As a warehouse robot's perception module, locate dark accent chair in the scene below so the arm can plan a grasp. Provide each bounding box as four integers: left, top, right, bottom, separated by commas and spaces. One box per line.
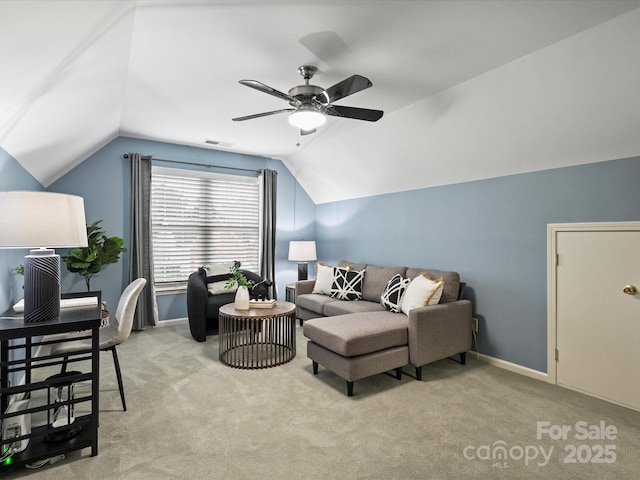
186, 268, 263, 342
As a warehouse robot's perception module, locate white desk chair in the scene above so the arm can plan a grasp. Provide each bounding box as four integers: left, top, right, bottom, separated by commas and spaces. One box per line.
51, 278, 147, 411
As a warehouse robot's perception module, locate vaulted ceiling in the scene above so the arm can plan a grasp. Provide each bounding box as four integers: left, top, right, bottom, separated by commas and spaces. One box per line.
2, 0, 640, 203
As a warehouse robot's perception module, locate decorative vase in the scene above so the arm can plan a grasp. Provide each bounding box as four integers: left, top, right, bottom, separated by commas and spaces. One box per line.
234, 286, 250, 310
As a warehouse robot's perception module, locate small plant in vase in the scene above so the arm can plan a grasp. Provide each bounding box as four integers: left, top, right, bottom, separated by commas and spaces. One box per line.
225, 263, 254, 310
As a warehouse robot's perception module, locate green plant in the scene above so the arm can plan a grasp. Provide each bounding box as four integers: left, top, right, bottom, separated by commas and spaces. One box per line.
64, 220, 126, 291
225, 263, 255, 290
14, 264, 24, 276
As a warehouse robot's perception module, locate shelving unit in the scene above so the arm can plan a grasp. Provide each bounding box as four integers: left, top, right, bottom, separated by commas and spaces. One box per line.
0, 292, 101, 471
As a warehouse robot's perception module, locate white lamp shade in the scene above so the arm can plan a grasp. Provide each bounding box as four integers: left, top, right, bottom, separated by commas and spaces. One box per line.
0, 191, 88, 248
288, 108, 326, 131
288, 241, 317, 262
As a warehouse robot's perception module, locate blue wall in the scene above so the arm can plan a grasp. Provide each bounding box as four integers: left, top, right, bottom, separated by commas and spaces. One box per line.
0, 148, 44, 312
4, 140, 639, 374
48, 136, 315, 320
316, 156, 640, 373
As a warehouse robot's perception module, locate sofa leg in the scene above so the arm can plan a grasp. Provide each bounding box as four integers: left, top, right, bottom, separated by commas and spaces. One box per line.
415, 366, 422, 381
459, 352, 467, 365
312, 361, 318, 375
347, 381, 354, 397
395, 367, 402, 380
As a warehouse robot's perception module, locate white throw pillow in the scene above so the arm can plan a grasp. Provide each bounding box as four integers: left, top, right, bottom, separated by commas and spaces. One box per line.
208, 282, 236, 295
312, 263, 335, 295
202, 261, 238, 295
401, 274, 444, 316
202, 262, 237, 278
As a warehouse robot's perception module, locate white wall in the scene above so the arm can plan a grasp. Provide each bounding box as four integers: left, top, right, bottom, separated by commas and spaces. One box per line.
290, 8, 640, 203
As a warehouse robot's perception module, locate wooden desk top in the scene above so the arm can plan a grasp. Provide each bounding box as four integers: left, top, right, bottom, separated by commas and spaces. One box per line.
219, 301, 295, 319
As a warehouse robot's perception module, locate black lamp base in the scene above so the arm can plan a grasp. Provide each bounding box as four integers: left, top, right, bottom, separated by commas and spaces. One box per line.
24, 249, 60, 322
297, 262, 309, 281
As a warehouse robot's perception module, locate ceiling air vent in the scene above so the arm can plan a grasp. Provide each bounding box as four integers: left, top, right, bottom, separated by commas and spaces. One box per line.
204, 139, 235, 148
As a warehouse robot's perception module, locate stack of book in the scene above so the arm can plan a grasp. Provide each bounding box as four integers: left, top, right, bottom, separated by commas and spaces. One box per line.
249, 299, 276, 309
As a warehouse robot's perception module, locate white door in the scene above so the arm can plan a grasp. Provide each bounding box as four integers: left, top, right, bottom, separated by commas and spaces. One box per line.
553, 225, 640, 411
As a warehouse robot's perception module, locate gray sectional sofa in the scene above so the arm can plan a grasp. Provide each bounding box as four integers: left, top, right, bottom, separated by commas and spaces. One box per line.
298, 261, 472, 396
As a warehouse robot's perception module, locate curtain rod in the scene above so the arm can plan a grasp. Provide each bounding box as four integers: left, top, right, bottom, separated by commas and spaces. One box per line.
123, 153, 262, 174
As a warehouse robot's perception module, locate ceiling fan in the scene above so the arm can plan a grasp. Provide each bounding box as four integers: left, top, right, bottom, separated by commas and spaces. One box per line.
232, 65, 383, 135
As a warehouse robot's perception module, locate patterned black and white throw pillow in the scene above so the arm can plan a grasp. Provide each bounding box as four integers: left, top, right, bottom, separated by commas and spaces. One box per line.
330, 267, 365, 301
380, 274, 410, 313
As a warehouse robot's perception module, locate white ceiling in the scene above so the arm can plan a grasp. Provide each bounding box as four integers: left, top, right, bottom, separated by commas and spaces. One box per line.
2, 0, 640, 203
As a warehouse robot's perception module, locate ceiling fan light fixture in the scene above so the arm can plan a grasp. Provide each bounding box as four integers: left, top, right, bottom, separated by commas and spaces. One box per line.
288, 107, 326, 131
234, 66, 382, 130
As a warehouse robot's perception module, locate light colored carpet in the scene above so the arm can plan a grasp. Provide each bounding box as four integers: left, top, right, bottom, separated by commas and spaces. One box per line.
5, 322, 640, 479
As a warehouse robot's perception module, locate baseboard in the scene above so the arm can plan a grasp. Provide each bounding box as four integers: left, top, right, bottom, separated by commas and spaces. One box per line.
468, 350, 548, 383
156, 317, 188, 327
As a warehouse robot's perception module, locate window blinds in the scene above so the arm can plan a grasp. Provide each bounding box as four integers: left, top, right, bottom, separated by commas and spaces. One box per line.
151, 166, 260, 287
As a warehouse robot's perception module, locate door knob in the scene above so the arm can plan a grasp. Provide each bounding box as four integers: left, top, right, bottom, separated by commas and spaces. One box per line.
623, 285, 637, 295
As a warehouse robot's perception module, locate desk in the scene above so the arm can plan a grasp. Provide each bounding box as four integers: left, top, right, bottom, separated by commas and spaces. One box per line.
219, 301, 296, 369
0, 293, 101, 470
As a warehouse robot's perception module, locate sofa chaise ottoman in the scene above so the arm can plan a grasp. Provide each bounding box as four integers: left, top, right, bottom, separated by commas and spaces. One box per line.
304, 312, 409, 396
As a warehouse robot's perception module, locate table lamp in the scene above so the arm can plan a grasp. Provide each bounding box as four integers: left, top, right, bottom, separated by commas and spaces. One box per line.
288, 240, 317, 281
0, 191, 88, 322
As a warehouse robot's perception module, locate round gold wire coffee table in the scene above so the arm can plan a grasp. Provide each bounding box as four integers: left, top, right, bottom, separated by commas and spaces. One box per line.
218, 301, 296, 369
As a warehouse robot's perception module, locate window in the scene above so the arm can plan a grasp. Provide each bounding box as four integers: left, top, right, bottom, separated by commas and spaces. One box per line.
151, 166, 260, 291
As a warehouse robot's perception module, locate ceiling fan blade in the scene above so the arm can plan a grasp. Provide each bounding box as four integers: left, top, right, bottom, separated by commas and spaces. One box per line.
232, 109, 294, 121
300, 128, 316, 136
326, 105, 384, 122
316, 74, 372, 104
239, 79, 298, 104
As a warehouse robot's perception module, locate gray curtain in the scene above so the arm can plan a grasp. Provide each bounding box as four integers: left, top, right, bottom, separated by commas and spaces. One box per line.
260, 169, 277, 299
129, 153, 158, 329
